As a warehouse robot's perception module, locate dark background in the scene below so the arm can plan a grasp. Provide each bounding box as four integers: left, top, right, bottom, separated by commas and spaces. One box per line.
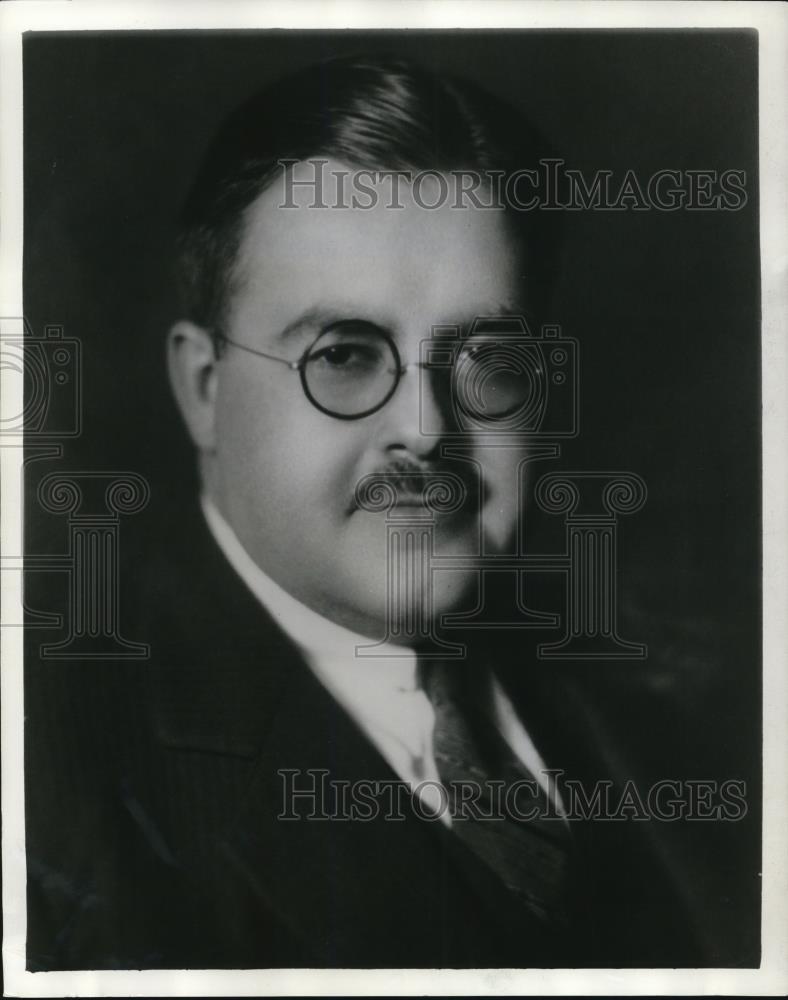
22, 30, 761, 962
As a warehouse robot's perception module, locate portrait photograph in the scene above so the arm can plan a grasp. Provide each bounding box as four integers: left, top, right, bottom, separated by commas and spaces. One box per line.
1, 2, 786, 997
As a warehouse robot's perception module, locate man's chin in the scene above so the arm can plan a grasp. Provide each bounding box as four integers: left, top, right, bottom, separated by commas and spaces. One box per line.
327, 568, 477, 645
334, 512, 486, 638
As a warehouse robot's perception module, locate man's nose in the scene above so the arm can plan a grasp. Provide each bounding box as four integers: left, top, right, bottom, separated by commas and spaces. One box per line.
376, 364, 451, 458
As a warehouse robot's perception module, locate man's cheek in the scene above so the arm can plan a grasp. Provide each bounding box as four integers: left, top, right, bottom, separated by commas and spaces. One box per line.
477, 452, 525, 551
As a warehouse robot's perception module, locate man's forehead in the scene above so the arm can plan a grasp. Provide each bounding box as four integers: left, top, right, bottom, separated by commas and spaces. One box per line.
268, 301, 529, 348
240, 157, 519, 255
229, 159, 525, 342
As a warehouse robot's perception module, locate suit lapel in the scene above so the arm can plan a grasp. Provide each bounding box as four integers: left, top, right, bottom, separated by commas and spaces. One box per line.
489, 643, 709, 965
144, 503, 550, 966
214, 640, 558, 967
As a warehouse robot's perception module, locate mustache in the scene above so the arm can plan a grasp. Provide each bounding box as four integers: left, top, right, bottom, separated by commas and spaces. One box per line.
351, 459, 482, 514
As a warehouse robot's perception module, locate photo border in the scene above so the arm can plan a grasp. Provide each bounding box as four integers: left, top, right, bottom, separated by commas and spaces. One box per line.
2, 1, 785, 996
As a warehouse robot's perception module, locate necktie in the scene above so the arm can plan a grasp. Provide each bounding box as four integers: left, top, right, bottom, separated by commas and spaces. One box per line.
421, 659, 573, 928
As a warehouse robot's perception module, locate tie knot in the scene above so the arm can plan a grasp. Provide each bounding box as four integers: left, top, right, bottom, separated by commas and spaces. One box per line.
417, 657, 477, 709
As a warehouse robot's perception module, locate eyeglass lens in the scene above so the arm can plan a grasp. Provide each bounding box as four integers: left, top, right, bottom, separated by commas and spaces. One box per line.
303, 324, 399, 417
302, 324, 545, 421
453, 337, 546, 424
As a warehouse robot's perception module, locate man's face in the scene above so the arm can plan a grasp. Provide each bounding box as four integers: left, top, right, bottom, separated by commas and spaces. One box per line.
208, 160, 529, 638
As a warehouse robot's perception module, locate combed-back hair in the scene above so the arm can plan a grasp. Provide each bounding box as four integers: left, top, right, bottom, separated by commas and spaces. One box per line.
176, 54, 560, 334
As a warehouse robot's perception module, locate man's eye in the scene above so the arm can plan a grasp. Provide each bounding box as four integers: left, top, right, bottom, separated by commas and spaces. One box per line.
318, 345, 355, 366
309, 342, 381, 370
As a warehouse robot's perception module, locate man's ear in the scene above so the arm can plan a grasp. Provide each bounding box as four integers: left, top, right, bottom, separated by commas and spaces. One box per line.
167, 321, 220, 452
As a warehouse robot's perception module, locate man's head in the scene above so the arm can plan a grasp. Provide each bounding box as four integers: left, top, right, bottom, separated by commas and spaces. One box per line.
168, 54, 556, 638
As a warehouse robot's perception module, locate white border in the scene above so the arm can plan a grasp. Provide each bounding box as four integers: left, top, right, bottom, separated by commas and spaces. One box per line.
1, 2, 786, 996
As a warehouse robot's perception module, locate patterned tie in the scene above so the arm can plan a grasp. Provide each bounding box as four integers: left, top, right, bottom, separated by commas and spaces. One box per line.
421, 659, 573, 928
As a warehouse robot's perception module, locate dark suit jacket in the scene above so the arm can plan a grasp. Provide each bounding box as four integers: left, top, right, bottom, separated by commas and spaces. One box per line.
24, 500, 755, 969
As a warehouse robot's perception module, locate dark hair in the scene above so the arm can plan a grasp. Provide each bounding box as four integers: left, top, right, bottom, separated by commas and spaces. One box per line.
176, 54, 560, 334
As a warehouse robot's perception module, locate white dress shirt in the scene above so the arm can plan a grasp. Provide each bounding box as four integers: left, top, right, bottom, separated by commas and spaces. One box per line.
201, 496, 561, 824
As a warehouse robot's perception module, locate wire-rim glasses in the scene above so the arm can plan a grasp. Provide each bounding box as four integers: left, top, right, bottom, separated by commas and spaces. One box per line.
216, 320, 542, 423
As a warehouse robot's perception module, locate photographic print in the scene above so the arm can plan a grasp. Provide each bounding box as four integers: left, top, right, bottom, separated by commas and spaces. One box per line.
2, 2, 785, 996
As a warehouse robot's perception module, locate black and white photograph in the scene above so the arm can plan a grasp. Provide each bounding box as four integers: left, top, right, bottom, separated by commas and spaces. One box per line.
1, 1, 786, 995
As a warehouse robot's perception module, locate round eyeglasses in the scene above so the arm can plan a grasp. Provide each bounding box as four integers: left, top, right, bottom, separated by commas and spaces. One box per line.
216, 321, 544, 423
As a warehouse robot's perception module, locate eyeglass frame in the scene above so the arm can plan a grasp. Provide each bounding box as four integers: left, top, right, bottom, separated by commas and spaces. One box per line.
213, 323, 531, 423
214, 324, 446, 421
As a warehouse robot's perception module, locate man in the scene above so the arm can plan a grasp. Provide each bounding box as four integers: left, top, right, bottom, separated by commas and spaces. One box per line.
25, 54, 711, 970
